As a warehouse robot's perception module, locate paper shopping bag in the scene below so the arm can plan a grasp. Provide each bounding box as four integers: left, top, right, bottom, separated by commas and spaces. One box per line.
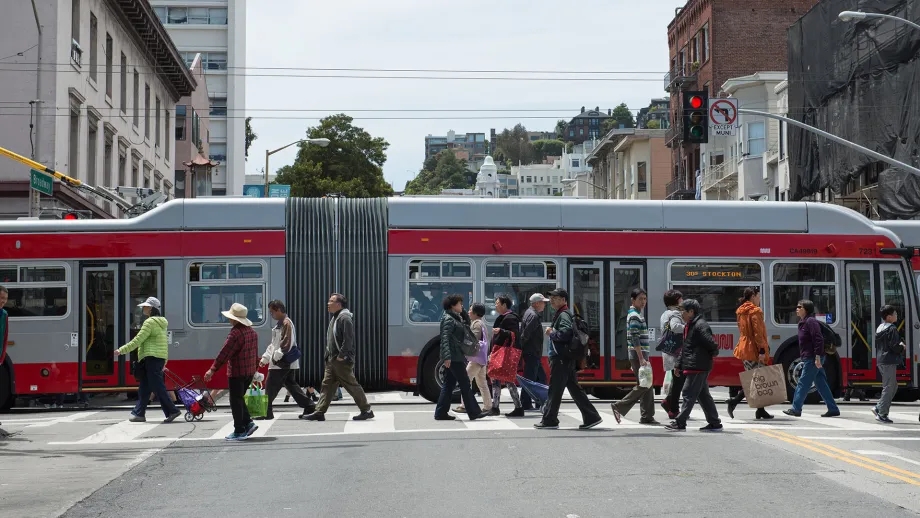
739, 364, 787, 408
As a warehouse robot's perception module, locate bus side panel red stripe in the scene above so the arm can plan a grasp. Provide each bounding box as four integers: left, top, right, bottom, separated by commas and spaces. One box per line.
0, 230, 286, 260
388, 230, 894, 258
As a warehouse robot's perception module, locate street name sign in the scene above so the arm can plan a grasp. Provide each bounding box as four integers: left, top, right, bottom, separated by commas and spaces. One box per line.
30, 169, 53, 196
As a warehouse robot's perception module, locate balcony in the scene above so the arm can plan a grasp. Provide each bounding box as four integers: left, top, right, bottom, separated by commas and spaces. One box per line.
664, 63, 698, 92
665, 123, 683, 148
666, 174, 696, 200
702, 162, 738, 195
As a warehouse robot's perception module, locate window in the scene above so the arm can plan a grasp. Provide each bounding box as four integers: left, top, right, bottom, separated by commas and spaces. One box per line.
68, 105, 80, 180
482, 260, 558, 324
104, 33, 113, 97
772, 262, 837, 325
132, 69, 139, 126
144, 83, 150, 139
120, 53, 127, 113
159, 6, 227, 24
210, 98, 227, 117
407, 259, 474, 323
747, 121, 766, 157
191, 108, 200, 146
175, 105, 187, 140
637, 161, 647, 192
209, 143, 226, 162
89, 13, 98, 81
669, 261, 762, 323
572, 159, 580, 168
701, 24, 710, 62
167, 7, 187, 24
203, 52, 227, 70
0, 264, 69, 318
152, 6, 166, 23
187, 7, 209, 24
188, 261, 266, 326
155, 97, 161, 148
104, 136, 113, 188
164, 110, 171, 161
71, 0, 80, 45
86, 116, 98, 187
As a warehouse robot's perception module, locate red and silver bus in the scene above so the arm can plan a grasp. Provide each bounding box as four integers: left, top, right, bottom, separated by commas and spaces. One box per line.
0, 197, 917, 410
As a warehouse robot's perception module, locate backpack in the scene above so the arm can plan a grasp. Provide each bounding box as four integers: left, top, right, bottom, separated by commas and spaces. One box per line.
458, 322, 482, 357
552, 310, 589, 360
817, 320, 840, 355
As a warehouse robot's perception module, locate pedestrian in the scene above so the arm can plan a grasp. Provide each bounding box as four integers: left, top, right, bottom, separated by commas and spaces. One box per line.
535, 288, 602, 430
490, 294, 523, 417
203, 303, 261, 441
726, 287, 774, 420
872, 305, 904, 423
114, 297, 181, 424
658, 289, 685, 420
435, 294, 488, 421
665, 299, 723, 432
0, 285, 9, 437
454, 302, 492, 415
302, 293, 375, 422
518, 293, 549, 412
783, 299, 840, 418
611, 288, 657, 425
256, 300, 315, 420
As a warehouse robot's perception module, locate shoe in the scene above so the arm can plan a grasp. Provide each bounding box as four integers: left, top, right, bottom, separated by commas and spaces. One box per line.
310, 392, 319, 402
254, 415, 274, 421
434, 414, 457, 421
225, 432, 247, 441
163, 411, 181, 424
610, 404, 622, 424
244, 422, 258, 437
639, 419, 660, 425
469, 411, 489, 421
755, 408, 774, 420
353, 411, 375, 421
129, 415, 146, 423
299, 412, 325, 421
454, 406, 466, 413
488, 407, 500, 416
783, 409, 801, 417
664, 421, 686, 432
534, 422, 559, 429
579, 418, 603, 430
821, 410, 840, 418
726, 401, 737, 419
876, 414, 893, 424
871, 406, 879, 419
506, 408, 525, 418
700, 423, 723, 432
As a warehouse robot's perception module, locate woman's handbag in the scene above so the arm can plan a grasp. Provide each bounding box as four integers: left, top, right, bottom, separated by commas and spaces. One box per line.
132, 358, 147, 382
459, 324, 481, 357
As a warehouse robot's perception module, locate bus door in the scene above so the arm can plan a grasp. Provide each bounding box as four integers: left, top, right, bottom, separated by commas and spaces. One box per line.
123, 263, 163, 386
609, 262, 645, 379
878, 264, 913, 384
80, 263, 120, 389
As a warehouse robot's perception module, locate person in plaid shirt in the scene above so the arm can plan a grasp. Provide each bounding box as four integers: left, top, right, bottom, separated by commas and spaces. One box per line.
204, 303, 260, 441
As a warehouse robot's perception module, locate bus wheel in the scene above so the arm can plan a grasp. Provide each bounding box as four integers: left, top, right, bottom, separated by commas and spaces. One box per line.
0, 364, 12, 412
419, 351, 461, 404
780, 349, 831, 405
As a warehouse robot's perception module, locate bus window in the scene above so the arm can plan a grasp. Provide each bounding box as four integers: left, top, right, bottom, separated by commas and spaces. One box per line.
881, 267, 907, 344
772, 262, 837, 325
188, 261, 266, 326
668, 261, 761, 324
482, 260, 558, 325
0, 264, 69, 318
407, 259, 473, 323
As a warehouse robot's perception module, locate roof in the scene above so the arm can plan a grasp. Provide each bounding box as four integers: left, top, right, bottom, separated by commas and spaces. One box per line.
569, 110, 611, 122
721, 71, 788, 95
108, 0, 196, 100
585, 128, 635, 164
613, 129, 668, 152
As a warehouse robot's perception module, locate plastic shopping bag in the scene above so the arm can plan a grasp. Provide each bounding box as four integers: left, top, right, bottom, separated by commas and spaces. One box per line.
662, 369, 673, 395
637, 364, 653, 389
244, 382, 268, 418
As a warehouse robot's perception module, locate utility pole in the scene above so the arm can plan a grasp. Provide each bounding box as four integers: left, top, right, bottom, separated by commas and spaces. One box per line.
29, 0, 43, 218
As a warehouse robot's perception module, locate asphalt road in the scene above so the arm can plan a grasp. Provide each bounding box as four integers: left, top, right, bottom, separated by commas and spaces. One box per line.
2, 390, 919, 517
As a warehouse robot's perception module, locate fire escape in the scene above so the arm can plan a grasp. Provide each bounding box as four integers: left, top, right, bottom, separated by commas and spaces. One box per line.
663, 63, 699, 200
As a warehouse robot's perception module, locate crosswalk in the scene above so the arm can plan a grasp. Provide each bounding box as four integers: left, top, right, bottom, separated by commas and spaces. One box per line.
1, 406, 917, 446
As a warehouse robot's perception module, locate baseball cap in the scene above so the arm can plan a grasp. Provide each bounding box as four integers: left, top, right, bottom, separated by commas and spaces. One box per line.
137, 297, 161, 310
529, 293, 550, 303
548, 288, 569, 299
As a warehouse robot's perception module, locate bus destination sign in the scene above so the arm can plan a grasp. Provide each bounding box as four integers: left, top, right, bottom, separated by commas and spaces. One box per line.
670, 263, 761, 282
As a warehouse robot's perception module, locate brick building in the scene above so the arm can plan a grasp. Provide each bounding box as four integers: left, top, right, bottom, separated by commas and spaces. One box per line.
663, 0, 818, 200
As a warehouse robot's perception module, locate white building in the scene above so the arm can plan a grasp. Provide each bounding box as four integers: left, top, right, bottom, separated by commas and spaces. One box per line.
561, 138, 599, 197
511, 161, 567, 197
150, 1, 246, 196
0, 0, 196, 219
699, 71, 786, 201
769, 79, 792, 201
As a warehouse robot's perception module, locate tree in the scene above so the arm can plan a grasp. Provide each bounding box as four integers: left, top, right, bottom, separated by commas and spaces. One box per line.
245, 117, 257, 160
555, 119, 568, 139
532, 139, 565, 162
403, 150, 473, 195
602, 103, 636, 133
494, 124, 534, 165
646, 119, 661, 129
274, 114, 393, 198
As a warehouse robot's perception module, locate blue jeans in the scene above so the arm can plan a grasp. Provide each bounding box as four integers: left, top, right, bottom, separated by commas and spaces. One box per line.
791, 355, 839, 414
435, 361, 481, 419
132, 357, 179, 418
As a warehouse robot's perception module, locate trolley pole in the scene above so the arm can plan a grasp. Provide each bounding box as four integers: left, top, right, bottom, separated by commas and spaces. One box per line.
29, 0, 44, 218
738, 109, 920, 178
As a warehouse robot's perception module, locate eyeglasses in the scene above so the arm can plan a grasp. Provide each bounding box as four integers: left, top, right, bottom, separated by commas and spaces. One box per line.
796, 305, 803, 309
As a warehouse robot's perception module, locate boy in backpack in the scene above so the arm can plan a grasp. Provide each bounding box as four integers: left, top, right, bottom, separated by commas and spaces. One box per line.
535, 288, 601, 430
873, 305, 905, 423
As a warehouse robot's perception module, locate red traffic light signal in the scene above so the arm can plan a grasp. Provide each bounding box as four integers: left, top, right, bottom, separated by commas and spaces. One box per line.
62, 212, 79, 220
689, 95, 704, 109
682, 90, 709, 144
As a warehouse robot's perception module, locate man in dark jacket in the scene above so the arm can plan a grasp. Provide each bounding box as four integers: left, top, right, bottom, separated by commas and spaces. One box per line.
302, 293, 374, 422
517, 293, 549, 412
665, 299, 722, 432
535, 289, 601, 430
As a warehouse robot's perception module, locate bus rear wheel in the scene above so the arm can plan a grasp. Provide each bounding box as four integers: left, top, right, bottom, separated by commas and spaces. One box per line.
780, 348, 840, 405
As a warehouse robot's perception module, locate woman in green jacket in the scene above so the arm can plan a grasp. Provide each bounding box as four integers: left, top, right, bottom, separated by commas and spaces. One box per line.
114, 297, 180, 423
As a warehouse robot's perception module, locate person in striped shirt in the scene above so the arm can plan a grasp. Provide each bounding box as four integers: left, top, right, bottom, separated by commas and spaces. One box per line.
611, 288, 658, 425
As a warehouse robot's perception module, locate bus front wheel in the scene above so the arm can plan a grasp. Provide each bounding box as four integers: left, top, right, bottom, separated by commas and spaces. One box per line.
419, 351, 461, 404
780, 348, 840, 405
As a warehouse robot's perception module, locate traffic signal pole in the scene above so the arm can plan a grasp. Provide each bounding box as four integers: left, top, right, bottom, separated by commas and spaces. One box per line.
738, 108, 920, 177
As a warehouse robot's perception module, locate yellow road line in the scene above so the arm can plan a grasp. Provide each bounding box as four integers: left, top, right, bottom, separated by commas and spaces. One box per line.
752, 429, 920, 486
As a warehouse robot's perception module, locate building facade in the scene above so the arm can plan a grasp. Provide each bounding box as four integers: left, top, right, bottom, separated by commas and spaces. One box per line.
151, 0, 246, 196
425, 131, 487, 159
0, 0, 195, 219
563, 107, 611, 144
173, 53, 215, 199
611, 129, 671, 200
664, 0, 819, 200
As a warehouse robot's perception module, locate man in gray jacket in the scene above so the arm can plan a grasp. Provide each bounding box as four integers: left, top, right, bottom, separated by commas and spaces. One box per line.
301, 293, 375, 422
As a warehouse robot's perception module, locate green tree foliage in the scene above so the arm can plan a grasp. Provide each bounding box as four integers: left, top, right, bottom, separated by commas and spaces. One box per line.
532, 139, 565, 162
602, 103, 636, 133
646, 119, 661, 129
274, 114, 393, 198
494, 124, 534, 165
245, 117, 257, 160
555, 119, 568, 139
403, 150, 473, 195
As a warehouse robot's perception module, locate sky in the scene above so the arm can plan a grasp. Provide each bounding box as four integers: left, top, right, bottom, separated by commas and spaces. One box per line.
246, 0, 684, 191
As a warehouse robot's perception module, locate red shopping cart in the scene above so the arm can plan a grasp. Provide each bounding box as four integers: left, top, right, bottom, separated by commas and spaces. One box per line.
164, 368, 217, 422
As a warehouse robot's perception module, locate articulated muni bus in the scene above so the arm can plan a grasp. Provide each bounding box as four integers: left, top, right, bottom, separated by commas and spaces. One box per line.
0, 197, 918, 410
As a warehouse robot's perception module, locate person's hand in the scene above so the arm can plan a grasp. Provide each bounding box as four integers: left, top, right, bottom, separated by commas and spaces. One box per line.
259, 359, 268, 367
337, 356, 346, 362
672, 368, 681, 378
203, 369, 214, 382
815, 357, 822, 369
544, 327, 552, 335
444, 359, 451, 369
113, 350, 121, 360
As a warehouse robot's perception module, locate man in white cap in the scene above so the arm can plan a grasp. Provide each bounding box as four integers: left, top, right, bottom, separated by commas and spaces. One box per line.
204, 303, 260, 441
517, 293, 550, 413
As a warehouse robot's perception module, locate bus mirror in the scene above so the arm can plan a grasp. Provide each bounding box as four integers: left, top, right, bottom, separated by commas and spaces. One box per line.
879, 247, 913, 258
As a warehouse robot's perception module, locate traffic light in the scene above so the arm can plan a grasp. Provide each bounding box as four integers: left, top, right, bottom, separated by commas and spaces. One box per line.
62, 212, 79, 220
682, 90, 709, 144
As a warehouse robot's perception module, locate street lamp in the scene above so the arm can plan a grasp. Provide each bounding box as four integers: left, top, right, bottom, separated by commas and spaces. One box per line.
561, 178, 608, 197
838, 10, 920, 32
264, 138, 331, 194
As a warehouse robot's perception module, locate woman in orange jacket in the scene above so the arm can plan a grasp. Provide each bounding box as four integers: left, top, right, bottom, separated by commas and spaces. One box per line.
726, 287, 774, 420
